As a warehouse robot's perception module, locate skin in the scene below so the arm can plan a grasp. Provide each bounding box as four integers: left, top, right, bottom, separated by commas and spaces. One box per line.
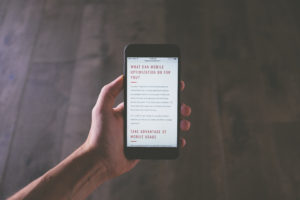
9, 75, 191, 200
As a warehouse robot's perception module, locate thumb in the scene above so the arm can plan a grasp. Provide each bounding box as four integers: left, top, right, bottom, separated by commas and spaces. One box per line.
96, 75, 123, 111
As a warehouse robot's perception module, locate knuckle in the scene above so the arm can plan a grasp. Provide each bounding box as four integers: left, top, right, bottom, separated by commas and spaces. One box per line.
101, 85, 109, 94
92, 106, 99, 117
101, 84, 112, 94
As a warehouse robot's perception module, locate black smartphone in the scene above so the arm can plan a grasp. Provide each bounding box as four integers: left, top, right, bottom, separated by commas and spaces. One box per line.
124, 44, 180, 159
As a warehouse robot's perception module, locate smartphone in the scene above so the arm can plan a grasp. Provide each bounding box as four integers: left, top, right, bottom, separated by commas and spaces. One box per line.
124, 44, 180, 159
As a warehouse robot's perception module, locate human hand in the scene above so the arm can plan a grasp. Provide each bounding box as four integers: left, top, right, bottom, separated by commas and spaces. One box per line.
84, 75, 191, 179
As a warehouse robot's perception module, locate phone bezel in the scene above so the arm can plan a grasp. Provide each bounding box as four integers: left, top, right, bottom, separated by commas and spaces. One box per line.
124, 44, 181, 159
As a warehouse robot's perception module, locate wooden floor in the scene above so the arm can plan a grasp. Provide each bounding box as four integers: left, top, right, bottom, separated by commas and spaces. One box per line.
0, 0, 300, 199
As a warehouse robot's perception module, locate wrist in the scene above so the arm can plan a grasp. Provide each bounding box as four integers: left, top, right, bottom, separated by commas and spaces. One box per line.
80, 142, 114, 180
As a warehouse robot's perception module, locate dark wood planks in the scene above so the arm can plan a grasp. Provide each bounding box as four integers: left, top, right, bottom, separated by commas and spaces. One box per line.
165, 0, 300, 199
0, 0, 45, 195
207, 0, 268, 199
0, 0, 85, 198
245, 0, 300, 199
0, 0, 10, 28
0, 0, 299, 199
165, 0, 229, 199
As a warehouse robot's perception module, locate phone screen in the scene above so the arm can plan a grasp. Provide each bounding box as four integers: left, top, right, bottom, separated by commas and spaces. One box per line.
126, 57, 178, 147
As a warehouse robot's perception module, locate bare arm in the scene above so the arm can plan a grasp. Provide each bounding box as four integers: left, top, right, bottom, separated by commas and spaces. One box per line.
9, 75, 191, 200
9, 145, 110, 200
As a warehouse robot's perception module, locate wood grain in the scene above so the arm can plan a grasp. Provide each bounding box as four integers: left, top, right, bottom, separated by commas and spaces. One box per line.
0, 0, 84, 198
0, 0, 45, 195
0, 0, 299, 199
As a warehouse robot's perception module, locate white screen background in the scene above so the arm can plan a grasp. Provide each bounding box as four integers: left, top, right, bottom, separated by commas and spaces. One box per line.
127, 57, 178, 147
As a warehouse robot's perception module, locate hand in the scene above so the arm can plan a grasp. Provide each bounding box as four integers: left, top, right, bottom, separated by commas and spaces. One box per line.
84, 75, 191, 179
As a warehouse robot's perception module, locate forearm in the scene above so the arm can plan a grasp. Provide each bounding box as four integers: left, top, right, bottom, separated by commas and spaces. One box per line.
9, 144, 110, 200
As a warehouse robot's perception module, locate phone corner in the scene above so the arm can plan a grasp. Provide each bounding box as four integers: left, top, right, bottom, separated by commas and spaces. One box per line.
124, 43, 135, 53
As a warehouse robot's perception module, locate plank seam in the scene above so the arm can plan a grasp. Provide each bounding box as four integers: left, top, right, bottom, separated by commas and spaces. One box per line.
0, 0, 47, 194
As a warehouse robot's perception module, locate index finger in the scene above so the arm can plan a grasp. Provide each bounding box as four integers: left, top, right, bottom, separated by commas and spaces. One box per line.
96, 75, 123, 111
